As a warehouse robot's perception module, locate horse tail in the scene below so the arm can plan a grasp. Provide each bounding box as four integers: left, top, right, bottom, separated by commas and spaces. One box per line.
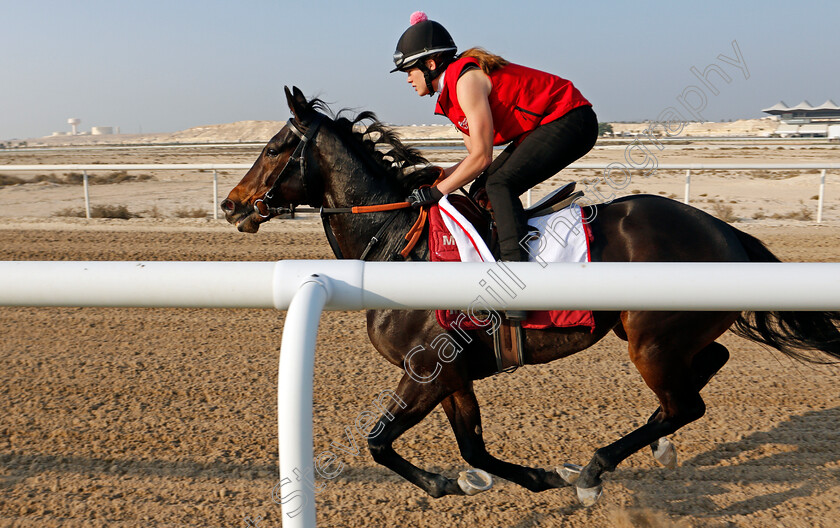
729, 227, 840, 364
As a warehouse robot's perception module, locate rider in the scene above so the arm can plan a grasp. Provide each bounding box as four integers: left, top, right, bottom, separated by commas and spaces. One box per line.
392, 11, 598, 263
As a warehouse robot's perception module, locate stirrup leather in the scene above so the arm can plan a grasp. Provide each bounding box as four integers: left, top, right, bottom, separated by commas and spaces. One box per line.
493, 317, 526, 373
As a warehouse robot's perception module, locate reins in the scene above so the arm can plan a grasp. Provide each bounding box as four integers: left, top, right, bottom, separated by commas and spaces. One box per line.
255, 112, 444, 261
320, 168, 445, 261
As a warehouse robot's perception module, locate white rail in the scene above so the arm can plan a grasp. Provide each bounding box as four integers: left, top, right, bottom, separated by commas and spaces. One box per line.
2, 259, 840, 527
572, 163, 839, 220
3, 260, 840, 311
0, 164, 248, 220
1, 163, 836, 223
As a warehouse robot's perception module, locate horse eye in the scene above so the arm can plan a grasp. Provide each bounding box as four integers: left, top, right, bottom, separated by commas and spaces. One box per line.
266, 147, 280, 157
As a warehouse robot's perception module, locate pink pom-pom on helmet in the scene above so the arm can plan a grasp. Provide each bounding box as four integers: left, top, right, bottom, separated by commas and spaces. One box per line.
410, 11, 428, 25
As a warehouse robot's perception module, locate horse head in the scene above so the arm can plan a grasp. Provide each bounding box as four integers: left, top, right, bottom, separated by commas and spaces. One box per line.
222, 87, 440, 260
221, 86, 324, 233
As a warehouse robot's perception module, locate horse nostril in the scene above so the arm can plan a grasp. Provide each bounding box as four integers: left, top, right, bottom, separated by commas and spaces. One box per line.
220, 199, 235, 212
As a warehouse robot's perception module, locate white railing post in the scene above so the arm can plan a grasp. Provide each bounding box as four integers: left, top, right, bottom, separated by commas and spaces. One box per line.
213, 169, 219, 220
817, 169, 826, 224
684, 169, 691, 204
277, 275, 332, 528
83, 170, 91, 219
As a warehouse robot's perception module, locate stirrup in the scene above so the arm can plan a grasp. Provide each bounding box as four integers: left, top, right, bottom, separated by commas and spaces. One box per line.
523, 226, 540, 243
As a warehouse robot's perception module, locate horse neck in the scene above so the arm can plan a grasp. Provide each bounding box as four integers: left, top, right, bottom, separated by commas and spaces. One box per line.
318, 132, 428, 261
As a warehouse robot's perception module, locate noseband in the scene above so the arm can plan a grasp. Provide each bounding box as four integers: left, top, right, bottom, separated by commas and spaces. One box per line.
253, 113, 324, 217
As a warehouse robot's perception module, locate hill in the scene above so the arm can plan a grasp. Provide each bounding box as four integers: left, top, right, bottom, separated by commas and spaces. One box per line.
7, 117, 782, 147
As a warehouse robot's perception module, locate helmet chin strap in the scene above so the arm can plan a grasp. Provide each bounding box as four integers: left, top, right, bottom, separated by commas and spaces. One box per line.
418, 64, 438, 96
418, 56, 453, 96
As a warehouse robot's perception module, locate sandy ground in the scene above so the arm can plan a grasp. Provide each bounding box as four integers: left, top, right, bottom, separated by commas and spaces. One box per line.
1, 141, 840, 527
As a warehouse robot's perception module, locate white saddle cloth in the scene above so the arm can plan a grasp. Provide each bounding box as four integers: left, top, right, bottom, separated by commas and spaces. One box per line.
438, 195, 590, 265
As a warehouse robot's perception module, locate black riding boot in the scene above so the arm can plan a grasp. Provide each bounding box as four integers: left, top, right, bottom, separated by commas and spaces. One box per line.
489, 195, 532, 321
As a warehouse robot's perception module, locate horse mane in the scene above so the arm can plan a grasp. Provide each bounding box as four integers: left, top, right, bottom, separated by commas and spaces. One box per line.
303, 97, 442, 191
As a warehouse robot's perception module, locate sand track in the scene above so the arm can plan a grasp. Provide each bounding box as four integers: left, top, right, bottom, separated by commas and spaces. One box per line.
2, 223, 840, 527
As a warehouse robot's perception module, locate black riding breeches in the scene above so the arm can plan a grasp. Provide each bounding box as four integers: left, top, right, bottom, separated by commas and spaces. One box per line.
482, 104, 598, 261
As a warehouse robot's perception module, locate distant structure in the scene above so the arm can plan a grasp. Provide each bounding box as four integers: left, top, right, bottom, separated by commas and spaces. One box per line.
67, 118, 81, 135
91, 126, 113, 135
762, 100, 840, 138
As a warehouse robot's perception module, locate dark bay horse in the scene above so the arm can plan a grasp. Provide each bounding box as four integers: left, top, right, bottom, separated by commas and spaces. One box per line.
222, 86, 840, 505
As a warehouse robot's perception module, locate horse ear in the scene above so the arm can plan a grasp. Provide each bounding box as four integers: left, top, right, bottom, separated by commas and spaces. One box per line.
285, 85, 308, 121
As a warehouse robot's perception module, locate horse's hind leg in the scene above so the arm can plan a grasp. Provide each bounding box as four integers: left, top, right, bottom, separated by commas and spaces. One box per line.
441, 387, 570, 492
649, 342, 730, 422
572, 336, 721, 504
366, 373, 466, 498
647, 342, 730, 465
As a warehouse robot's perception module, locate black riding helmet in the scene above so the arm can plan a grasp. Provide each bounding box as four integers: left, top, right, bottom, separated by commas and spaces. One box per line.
391, 12, 457, 95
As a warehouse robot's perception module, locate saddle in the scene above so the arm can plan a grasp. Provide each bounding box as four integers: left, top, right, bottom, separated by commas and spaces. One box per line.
524, 182, 584, 219
457, 181, 583, 258
438, 182, 589, 374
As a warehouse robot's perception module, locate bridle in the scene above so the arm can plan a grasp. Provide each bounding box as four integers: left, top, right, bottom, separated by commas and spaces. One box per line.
253, 113, 325, 218
252, 112, 435, 261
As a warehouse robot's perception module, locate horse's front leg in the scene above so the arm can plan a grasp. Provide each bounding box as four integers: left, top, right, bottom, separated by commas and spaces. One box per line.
367, 373, 466, 498
441, 387, 571, 492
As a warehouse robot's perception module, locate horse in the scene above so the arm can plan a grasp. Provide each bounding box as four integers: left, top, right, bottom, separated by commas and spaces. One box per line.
221, 86, 840, 505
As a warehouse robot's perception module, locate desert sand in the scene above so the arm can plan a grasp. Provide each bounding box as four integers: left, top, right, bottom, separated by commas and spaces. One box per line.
1, 132, 839, 527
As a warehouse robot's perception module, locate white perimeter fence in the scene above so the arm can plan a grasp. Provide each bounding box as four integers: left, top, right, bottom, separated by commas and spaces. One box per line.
1, 163, 838, 222
2, 259, 840, 527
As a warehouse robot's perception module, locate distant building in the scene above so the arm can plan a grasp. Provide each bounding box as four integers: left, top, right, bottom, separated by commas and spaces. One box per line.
67, 118, 81, 135
762, 100, 840, 138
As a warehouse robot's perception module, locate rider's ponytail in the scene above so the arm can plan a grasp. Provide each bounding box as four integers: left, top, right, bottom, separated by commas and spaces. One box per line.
459, 47, 509, 74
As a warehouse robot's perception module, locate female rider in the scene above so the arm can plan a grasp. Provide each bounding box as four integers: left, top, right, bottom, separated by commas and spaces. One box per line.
393, 12, 598, 263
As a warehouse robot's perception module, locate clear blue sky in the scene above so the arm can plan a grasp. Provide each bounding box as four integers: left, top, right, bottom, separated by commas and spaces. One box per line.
1, 0, 838, 140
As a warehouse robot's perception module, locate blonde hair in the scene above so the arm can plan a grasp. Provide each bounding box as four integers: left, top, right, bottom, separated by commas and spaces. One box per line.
459, 47, 509, 74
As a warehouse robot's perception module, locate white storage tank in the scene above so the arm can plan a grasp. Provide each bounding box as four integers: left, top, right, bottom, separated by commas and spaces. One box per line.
91, 126, 114, 135
67, 118, 81, 135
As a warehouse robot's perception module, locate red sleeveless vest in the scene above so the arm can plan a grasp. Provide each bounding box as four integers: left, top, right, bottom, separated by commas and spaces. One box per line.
434, 57, 591, 145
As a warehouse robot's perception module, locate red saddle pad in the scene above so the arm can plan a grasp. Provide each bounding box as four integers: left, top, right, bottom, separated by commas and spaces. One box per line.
428, 199, 595, 332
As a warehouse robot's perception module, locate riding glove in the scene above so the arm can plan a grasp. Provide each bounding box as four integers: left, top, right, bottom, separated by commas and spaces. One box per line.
406, 187, 443, 208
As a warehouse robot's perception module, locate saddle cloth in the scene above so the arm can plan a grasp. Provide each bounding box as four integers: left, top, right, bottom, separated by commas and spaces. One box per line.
429, 195, 595, 331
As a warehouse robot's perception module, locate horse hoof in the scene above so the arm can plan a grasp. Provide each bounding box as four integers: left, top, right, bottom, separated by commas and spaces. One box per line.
653, 437, 678, 469
576, 484, 603, 507
457, 469, 494, 496
556, 463, 583, 485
